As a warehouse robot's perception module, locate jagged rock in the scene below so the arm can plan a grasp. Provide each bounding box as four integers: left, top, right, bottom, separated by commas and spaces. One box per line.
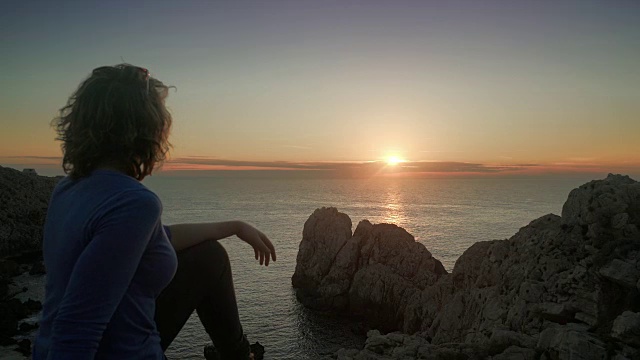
18, 322, 38, 333
562, 174, 637, 226
561, 174, 640, 248
297, 174, 640, 359
292, 207, 353, 309
22, 299, 41, 313
425, 213, 606, 345
0, 297, 42, 346
28, 261, 45, 276
0, 299, 25, 339
364, 330, 397, 354
0, 261, 20, 278
0, 166, 59, 257
335, 347, 360, 359
611, 311, 640, 347
292, 212, 446, 330
488, 329, 536, 353
536, 324, 606, 360
334, 330, 551, 360
491, 345, 536, 360
16, 339, 30, 357
599, 259, 638, 288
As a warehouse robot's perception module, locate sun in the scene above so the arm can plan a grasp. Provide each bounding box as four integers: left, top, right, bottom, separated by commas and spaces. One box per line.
386, 156, 405, 166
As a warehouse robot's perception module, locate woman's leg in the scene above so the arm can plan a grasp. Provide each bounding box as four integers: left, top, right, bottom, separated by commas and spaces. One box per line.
155, 240, 251, 359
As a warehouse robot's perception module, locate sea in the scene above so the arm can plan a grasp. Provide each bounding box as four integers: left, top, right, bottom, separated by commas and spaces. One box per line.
132, 172, 601, 360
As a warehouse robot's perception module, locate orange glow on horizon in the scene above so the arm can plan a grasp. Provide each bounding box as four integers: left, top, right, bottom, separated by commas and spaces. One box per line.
161, 163, 303, 171
1, 156, 638, 178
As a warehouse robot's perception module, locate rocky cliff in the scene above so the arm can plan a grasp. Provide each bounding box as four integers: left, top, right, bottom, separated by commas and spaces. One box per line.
0, 166, 56, 357
0, 166, 59, 257
292, 174, 640, 359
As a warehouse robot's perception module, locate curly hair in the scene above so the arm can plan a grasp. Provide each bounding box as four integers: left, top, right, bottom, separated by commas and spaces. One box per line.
53, 64, 173, 180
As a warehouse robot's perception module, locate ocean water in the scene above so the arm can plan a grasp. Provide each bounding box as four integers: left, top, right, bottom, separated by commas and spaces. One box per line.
141, 174, 597, 360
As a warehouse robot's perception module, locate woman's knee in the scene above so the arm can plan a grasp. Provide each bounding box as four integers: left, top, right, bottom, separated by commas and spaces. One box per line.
175, 240, 232, 284
194, 240, 230, 271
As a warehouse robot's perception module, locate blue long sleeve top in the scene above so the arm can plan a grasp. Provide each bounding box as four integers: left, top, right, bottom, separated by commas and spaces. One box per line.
33, 169, 178, 360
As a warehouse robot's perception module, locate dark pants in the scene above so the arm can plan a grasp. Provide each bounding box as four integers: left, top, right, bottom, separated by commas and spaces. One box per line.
155, 240, 250, 359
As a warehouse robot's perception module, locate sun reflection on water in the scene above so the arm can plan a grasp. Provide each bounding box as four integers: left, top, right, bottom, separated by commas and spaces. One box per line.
382, 184, 407, 227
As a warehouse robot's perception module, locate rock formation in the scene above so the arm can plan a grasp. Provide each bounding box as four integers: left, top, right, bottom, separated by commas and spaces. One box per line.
0, 256, 43, 356
292, 208, 447, 331
0, 165, 59, 257
0, 166, 56, 356
293, 174, 640, 359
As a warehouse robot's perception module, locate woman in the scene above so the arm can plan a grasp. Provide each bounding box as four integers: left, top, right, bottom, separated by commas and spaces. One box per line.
33, 64, 276, 360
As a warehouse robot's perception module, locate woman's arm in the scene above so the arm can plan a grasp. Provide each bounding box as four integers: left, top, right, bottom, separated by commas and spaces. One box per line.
167, 221, 276, 266
49, 191, 161, 359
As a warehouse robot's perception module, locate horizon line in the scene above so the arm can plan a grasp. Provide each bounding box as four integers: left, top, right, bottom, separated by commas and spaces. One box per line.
2, 155, 639, 178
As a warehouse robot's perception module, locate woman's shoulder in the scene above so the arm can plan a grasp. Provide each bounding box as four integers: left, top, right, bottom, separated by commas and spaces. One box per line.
90, 185, 163, 229
100, 181, 162, 213
54, 170, 163, 213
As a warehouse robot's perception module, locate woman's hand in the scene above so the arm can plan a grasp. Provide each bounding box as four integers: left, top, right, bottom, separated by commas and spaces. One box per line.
167, 221, 276, 265
236, 222, 276, 266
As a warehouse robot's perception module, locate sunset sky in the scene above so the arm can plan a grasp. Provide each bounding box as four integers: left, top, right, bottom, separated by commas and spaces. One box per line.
1, 1, 639, 177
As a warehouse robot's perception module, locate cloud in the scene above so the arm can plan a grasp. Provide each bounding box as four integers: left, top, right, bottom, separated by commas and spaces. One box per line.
397, 162, 528, 173
281, 145, 313, 150
168, 157, 369, 171
419, 150, 466, 153
166, 157, 536, 176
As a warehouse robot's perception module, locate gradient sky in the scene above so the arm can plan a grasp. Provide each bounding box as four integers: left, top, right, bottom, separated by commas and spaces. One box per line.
1, 0, 639, 176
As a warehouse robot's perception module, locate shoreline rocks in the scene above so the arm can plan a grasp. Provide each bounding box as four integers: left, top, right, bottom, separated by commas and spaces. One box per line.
294, 174, 640, 359
293, 210, 447, 332
0, 255, 44, 357
0, 165, 59, 257
0, 166, 56, 357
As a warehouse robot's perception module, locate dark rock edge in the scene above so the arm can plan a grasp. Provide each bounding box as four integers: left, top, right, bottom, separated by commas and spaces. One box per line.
292, 174, 640, 359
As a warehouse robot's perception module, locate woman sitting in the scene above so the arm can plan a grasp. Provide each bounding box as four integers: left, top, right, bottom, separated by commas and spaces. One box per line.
33, 64, 276, 360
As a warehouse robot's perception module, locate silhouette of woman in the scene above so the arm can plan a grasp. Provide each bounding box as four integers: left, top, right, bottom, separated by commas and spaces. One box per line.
33, 64, 275, 360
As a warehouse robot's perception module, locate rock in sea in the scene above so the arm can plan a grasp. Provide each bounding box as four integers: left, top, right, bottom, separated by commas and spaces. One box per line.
293, 174, 640, 359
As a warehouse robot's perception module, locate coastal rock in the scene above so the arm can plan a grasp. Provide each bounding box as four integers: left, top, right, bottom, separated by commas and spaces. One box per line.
15, 339, 30, 357
536, 324, 606, 360
611, 311, 640, 347
599, 259, 638, 288
488, 329, 536, 353
491, 346, 536, 360
0, 166, 59, 257
561, 174, 640, 247
332, 330, 527, 360
292, 210, 446, 330
28, 261, 45, 276
0, 166, 57, 357
0, 297, 41, 347
291, 207, 353, 309
298, 174, 640, 359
